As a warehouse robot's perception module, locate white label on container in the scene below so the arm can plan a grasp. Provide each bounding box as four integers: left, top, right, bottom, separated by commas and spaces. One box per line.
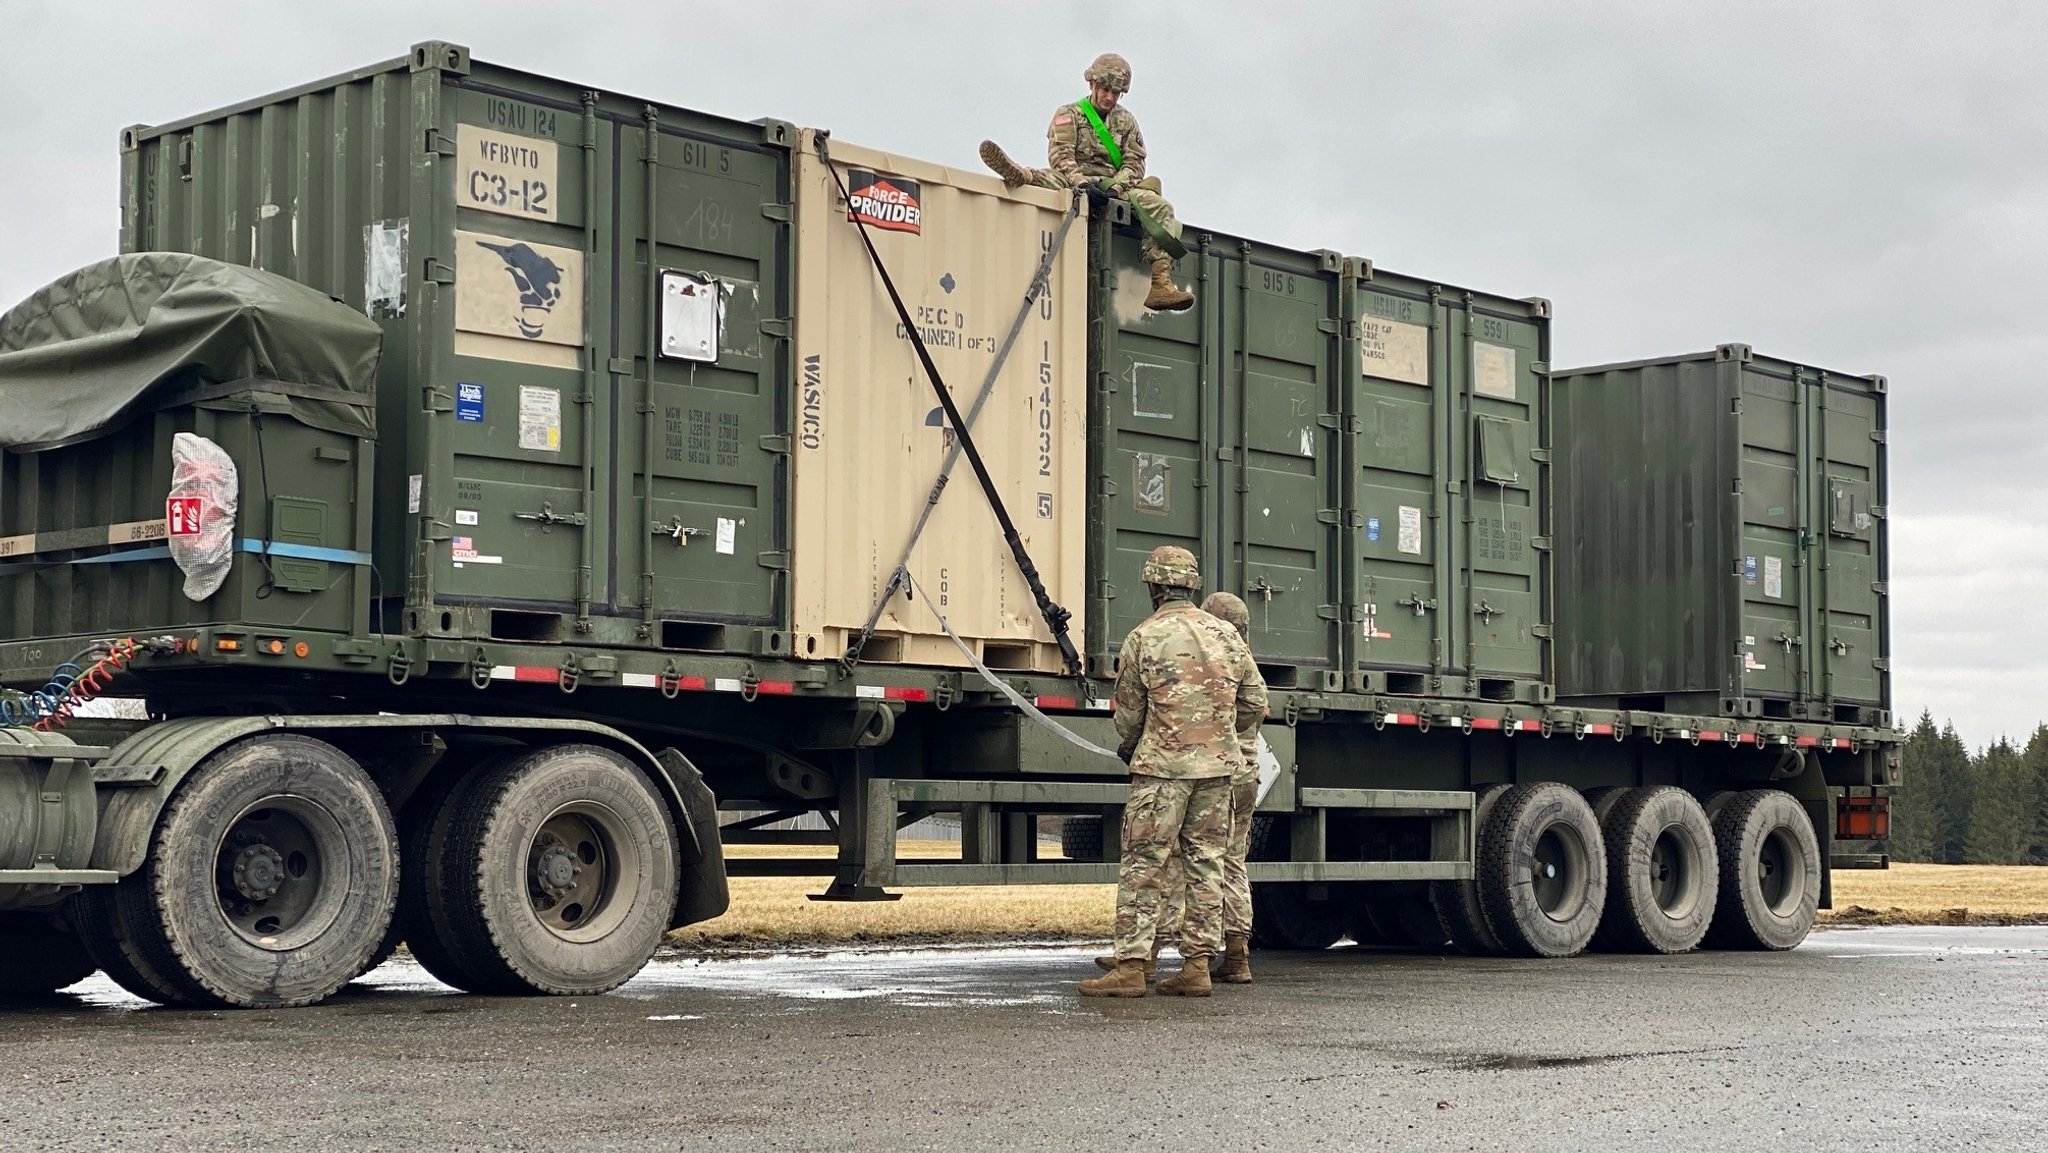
716, 517, 736, 555
1475, 342, 1517, 399
455, 230, 584, 356
518, 386, 562, 452
455, 509, 479, 526
659, 271, 723, 362
1764, 555, 1784, 599
1360, 318, 1428, 385
407, 473, 422, 513
456, 124, 559, 223
364, 219, 408, 318
1398, 505, 1423, 556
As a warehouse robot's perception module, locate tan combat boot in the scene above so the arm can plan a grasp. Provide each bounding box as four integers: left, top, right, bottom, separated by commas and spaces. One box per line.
1145, 258, 1195, 312
979, 140, 1031, 188
1079, 958, 1150, 998
1155, 955, 1213, 997
1094, 933, 1168, 978
1213, 932, 1253, 985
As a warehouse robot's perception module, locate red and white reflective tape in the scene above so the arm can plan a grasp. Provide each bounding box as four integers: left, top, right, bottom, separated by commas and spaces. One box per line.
489, 665, 559, 684
1833, 738, 1854, 749
1381, 713, 1421, 727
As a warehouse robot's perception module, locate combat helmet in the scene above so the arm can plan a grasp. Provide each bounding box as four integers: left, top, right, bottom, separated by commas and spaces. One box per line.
1202, 591, 1251, 638
1140, 544, 1200, 589
1084, 52, 1132, 93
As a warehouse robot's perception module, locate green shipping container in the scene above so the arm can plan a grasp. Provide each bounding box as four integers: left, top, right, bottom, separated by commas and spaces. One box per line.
119, 42, 794, 653
1552, 343, 1890, 723
1085, 213, 1552, 699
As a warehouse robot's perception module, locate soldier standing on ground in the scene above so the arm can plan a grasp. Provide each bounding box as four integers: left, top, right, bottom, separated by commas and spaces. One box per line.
1092, 590, 1267, 984
1078, 547, 1266, 998
979, 53, 1195, 313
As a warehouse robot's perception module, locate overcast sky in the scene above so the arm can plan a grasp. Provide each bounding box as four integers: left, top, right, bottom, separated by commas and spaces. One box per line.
4, 1, 2043, 746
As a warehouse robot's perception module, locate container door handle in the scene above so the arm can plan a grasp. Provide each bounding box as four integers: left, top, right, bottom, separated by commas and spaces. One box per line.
1399, 594, 1436, 617
513, 502, 587, 532
1473, 600, 1502, 624
652, 517, 703, 546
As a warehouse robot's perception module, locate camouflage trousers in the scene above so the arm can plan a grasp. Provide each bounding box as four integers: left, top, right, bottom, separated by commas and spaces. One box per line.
1026, 170, 1181, 266
1114, 773, 1231, 961
1158, 765, 1259, 944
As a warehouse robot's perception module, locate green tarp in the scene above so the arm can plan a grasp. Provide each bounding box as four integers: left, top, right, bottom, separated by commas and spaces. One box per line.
0, 252, 382, 449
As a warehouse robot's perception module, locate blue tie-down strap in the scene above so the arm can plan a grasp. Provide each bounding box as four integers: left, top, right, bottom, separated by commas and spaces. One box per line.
62, 539, 373, 567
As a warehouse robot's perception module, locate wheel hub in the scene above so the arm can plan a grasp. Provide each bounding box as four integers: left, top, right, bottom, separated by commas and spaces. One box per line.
530, 833, 583, 903
232, 843, 286, 901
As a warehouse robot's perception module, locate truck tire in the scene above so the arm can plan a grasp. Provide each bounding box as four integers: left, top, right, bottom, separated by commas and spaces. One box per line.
1429, 783, 1513, 956
0, 913, 97, 997
1704, 789, 1820, 951
1246, 815, 1345, 951
76, 884, 191, 1005
438, 744, 679, 996
97, 735, 399, 1008
1592, 787, 1719, 954
1362, 881, 1452, 949
1477, 783, 1606, 958
392, 768, 494, 992
1060, 815, 1105, 861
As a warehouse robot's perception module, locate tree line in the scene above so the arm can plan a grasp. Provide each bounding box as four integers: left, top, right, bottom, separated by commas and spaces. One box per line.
1888, 712, 2048, 865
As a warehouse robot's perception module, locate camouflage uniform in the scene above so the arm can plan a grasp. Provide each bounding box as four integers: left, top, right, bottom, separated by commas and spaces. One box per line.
1156, 593, 1265, 946
1108, 584, 1267, 964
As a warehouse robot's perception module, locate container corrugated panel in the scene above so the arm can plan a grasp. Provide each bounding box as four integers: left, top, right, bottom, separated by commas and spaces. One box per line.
1085, 220, 1349, 689
120, 42, 794, 655
1, 396, 372, 643
1552, 344, 1889, 723
789, 132, 1087, 673
1349, 267, 1553, 701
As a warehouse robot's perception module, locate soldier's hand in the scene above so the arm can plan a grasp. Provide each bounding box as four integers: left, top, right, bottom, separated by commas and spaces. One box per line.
1079, 181, 1114, 208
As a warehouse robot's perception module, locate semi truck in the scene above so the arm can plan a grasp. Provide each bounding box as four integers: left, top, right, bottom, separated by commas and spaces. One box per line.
0, 42, 1896, 1008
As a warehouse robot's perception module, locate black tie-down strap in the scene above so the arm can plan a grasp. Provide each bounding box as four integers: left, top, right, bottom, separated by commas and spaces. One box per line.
816, 131, 1083, 678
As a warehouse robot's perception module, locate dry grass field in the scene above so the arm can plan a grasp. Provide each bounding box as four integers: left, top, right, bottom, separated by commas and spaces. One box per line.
663, 845, 2048, 950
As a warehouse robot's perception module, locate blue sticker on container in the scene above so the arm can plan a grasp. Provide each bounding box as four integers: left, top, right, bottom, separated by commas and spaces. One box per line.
1743, 555, 1758, 584
456, 382, 484, 423
1367, 516, 1380, 543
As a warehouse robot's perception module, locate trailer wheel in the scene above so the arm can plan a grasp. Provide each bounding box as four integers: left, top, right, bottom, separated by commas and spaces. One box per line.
391, 767, 497, 991
98, 735, 398, 1008
1361, 881, 1452, 949
438, 745, 679, 996
1059, 815, 1105, 861
0, 913, 97, 998
1429, 784, 1513, 956
1477, 783, 1606, 958
1592, 787, 1719, 954
1704, 789, 1820, 951
1246, 815, 1346, 951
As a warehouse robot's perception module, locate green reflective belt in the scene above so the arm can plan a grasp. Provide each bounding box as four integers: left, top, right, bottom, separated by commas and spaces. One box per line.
1077, 100, 1121, 172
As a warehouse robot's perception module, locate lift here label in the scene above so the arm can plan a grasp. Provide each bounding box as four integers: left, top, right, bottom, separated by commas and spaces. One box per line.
458, 124, 559, 222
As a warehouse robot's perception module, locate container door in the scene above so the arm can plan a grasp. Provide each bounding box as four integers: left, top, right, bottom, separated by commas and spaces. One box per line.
1816, 376, 1887, 709
1090, 229, 1215, 668
1446, 301, 1548, 684
441, 96, 605, 622
1351, 284, 1442, 678
615, 122, 790, 643
1214, 248, 1345, 680
1734, 367, 1805, 700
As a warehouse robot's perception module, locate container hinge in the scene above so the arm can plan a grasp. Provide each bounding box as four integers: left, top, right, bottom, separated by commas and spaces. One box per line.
1872, 658, 1891, 671
513, 502, 587, 530
1317, 319, 1341, 335
1872, 581, 1888, 596
761, 203, 792, 222
1531, 535, 1553, 551
758, 551, 791, 571
1316, 508, 1343, 525
425, 259, 457, 285
607, 357, 635, 376
1316, 413, 1346, 431
1530, 448, 1552, 463
760, 318, 792, 338
1096, 370, 1118, 395
759, 434, 792, 455
1870, 429, 1887, 444
1531, 624, 1554, 639
422, 129, 458, 158
1317, 604, 1342, 622
1869, 505, 1888, 520
1729, 398, 1745, 415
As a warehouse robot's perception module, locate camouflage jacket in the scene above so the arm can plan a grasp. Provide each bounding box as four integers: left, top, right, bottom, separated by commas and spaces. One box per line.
1112, 600, 1268, 779
1046, 99, 1146, 189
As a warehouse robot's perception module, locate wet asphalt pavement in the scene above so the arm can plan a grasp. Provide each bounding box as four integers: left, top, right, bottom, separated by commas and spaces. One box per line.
2, 926, 2043, 1152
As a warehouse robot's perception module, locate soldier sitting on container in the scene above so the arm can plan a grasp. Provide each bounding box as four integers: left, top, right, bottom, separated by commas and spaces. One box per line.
979, 53, 1194, 313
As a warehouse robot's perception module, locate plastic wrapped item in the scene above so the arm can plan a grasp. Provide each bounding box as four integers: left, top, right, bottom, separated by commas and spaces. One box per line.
167, 432, 238, 601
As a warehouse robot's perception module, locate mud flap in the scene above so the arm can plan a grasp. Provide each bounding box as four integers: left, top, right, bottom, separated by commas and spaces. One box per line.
656, 748, 730, 927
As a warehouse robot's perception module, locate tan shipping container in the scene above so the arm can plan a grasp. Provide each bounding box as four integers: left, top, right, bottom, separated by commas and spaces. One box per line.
790, 131, 1088, 673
